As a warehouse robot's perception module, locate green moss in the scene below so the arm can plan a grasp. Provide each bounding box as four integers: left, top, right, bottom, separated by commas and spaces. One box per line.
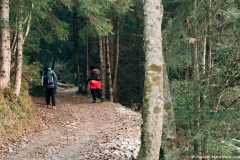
164, 102, 172, 111
154, 106, 161, 113
146, 40, 150, 45
152, 76, 160, 83
149, 64, 162, 73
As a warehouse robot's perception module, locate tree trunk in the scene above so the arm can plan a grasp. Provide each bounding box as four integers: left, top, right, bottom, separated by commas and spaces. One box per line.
14, 2, 31, 97
206, 0, 212, 78
203, 36, 207, 73
192, 0, 201, 157
105, 36, 113, 102
109, 17, 115, 79
88, 36, 93, 66
101, 37, 106, 98
11, 21, 18, 54
73, 7, 81, 93
138, 1, 164, 159
0, 0, 11, 92
86, 35, 90, 94
112, 17, 120, 102
14, 3, 24, 97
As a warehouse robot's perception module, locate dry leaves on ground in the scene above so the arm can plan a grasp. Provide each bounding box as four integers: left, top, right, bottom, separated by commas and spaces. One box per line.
0, 87, 142, 160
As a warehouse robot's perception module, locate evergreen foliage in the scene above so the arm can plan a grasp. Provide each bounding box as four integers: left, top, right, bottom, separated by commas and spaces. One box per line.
163, 0, 240, 157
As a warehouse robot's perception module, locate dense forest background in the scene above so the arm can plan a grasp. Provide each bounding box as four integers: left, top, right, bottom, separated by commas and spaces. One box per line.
0, 0, 239, 159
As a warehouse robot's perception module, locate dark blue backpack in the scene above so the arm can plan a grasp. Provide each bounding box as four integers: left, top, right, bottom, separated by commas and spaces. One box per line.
44, 70, 57, 88
46, 72, 54, 85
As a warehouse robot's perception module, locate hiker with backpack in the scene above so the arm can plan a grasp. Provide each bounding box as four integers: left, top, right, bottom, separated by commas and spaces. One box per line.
86, 65, 104, 103
42, 68, 58, 109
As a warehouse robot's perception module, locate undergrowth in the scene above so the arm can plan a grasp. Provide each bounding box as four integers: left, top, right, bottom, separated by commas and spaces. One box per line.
0, 62, 42, 143
0, 80, 36, 143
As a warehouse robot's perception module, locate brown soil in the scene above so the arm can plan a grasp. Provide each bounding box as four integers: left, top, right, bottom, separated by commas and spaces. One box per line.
0, 87, 142, 160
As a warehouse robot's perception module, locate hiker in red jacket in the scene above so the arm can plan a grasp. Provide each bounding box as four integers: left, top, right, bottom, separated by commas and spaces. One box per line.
86, 65, 104, 103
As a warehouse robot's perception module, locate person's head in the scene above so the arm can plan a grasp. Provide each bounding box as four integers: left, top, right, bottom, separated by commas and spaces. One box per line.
90, 65, 96, 71
47, 68, 51, 71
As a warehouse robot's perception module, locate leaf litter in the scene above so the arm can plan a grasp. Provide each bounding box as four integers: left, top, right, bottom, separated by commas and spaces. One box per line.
0, 87, 142, 160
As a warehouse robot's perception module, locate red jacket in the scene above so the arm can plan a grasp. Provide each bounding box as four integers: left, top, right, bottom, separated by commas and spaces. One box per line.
90, 80, 101, 89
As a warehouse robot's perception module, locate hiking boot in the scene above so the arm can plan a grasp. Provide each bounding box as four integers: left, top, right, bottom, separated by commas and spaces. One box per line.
92, 100, 96, 103
101, 98, 104, 102
47, 105, 52, 109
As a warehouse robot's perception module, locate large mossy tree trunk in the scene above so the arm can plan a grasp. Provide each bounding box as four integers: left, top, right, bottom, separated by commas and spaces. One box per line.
0, 0, 11, 92
137, 0, 164, 159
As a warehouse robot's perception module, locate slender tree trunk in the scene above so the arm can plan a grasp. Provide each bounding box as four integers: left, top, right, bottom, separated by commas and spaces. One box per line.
101, 37, 106, 98
98, 37, 105, 97
88, 36, 93, 66
85, 20, 89, 94
206, 0, 212, 78
109, 17, 115, 78
138, 1, 164, 159
13, 1, 32, 97
99, 36, 104, 94
14, 2, 24, 97
106, 36, 113, 102
0, 0, 11, 92
11, 20, 18, 54
73, 7, 81, 93
193, 44, 202, 157
203, 36, 207, 73
192, 0, 201, 157
202, 1, 212, 157
113, 17, 120, 102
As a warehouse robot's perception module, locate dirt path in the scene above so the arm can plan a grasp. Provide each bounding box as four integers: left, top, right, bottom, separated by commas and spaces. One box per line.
0, 87, 142, 160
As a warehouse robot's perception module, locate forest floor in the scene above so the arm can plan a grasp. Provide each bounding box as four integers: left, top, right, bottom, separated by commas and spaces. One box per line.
0, 86, 142, 160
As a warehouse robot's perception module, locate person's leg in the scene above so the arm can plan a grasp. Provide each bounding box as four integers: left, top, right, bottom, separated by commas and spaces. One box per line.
91, 89, 96, 103
46, 89, 51, 108
51, 89, 56, 109
96, 89, 104, 102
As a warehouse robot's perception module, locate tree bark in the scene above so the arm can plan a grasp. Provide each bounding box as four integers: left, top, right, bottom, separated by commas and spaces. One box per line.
112, 17, 120, 102
192, 0, 201, 157
73, 7, 81, 93
0, 0, 11, 92
14, 2, 24, 97
88, 36, 93, 66
138, 0, 164, 159
109, 17, 115, 78
86, 35, 90, 94
106, 36, 113, 102
101, 37, 106, 98
206, 0, 212, 78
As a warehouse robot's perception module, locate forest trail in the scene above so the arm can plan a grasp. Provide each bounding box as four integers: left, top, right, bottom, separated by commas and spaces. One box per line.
0, 87, 142, 160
